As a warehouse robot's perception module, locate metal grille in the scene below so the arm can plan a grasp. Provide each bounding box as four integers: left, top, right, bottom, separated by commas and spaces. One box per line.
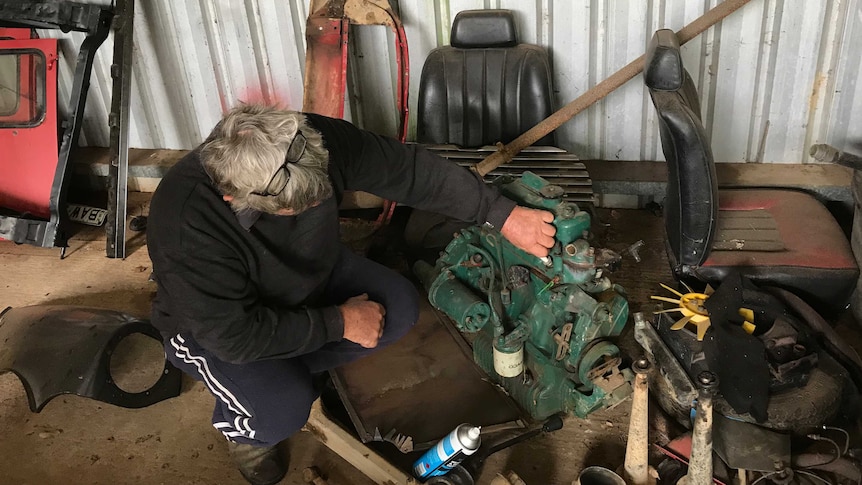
422, 144, 594, 206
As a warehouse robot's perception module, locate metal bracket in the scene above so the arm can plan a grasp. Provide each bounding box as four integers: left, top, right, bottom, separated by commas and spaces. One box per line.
553, 322, 573, 360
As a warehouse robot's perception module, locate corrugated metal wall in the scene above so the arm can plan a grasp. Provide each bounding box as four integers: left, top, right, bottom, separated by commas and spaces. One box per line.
42, 0, 862, 163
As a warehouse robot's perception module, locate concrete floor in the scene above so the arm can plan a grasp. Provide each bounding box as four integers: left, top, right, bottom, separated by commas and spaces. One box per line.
1, 193, 857, 484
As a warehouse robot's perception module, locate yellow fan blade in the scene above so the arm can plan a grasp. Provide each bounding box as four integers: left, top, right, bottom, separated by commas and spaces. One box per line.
660, 283, 685, 297
738, 308, 754, 322
696, 319, 711, 341
653, 308, 685, 314
671, 314, 695, 330
650, 296, 682, 304
742, 321, 756, 334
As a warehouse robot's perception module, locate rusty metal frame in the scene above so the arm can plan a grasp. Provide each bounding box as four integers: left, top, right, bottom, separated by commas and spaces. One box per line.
303, 0, 409, 226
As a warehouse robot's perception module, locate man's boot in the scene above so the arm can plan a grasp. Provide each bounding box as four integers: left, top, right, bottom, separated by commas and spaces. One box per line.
227, 441, 287, 485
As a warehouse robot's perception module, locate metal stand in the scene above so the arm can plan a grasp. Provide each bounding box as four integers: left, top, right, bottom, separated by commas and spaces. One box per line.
105, 0, 134, 258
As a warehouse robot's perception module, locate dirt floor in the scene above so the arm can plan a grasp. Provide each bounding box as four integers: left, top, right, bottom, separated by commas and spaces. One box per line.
1, 193, 859, 485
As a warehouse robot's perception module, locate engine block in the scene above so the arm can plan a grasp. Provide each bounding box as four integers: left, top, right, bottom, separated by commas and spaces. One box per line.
415, 172, 632, 420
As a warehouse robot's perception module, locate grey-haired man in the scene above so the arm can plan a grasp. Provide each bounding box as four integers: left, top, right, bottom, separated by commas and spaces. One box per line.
147, 104, 555, 484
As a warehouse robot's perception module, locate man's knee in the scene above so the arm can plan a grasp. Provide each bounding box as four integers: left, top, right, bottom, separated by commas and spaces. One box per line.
242, 395, 314, 446
381, 279, 420, 342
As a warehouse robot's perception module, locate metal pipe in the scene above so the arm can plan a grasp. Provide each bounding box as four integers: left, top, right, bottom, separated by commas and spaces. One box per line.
473, 0, 755, 177
681, 371, 718, 485
810, 144, 862, 170
623, 358, 652, 485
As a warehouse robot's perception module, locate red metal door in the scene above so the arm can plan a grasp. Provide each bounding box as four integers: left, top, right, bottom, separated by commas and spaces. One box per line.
0, 37, 58, 219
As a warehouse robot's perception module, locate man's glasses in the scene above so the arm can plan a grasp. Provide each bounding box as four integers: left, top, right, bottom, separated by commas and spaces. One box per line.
251, 131, 307, 197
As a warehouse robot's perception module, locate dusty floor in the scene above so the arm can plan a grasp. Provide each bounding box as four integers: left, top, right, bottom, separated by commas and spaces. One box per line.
0, 193, 858, 485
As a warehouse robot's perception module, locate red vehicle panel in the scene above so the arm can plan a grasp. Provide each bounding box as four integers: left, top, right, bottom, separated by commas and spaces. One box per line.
0, 38, 58, 219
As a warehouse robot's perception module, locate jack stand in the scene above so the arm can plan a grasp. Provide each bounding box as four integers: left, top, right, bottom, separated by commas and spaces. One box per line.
679, 371, 718, 485
303, 399, 417, 485
623, 358, 656, 485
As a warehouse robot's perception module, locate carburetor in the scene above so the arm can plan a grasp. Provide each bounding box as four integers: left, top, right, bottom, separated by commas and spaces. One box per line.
415, 172, 632, 419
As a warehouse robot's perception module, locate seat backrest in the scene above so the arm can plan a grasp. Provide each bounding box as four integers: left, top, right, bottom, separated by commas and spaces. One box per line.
417, 9, 555, 147
644, 29, 718, 269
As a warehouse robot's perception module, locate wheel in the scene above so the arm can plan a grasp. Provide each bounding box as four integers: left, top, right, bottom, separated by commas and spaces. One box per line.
650, 354, 845, 432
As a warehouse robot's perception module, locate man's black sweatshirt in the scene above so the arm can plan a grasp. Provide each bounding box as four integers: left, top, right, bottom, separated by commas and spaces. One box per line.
147, 113, 516, 365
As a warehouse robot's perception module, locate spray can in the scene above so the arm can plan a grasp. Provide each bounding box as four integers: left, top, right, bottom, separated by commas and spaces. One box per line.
412, 424, 481, 480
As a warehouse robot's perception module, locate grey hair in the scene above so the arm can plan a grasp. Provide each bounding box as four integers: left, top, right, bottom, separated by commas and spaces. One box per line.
200, 104, 332, 214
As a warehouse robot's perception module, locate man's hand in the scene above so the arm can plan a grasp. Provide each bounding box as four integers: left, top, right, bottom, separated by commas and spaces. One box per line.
500, 206, 556, 258
339, 293, 385, 348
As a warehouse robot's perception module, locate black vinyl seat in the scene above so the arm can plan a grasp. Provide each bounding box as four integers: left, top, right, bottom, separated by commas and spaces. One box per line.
644, 29, 858, 311
418, 9, 554, 147
415, 9, 592, 207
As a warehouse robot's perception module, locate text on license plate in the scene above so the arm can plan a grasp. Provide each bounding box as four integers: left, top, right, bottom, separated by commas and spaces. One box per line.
67, 204, 108, 226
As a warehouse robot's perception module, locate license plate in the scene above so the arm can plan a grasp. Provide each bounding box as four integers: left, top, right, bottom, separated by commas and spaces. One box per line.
67, 204, 108, 226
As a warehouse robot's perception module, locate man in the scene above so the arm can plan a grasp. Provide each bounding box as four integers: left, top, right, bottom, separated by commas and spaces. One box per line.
147, 104, 555, 485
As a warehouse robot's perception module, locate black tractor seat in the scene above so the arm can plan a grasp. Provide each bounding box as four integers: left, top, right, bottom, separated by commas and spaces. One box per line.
644, 29, 858, 311
416, 9, 591, 205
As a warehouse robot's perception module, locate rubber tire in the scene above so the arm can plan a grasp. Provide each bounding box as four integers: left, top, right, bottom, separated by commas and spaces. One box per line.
650, 355, 845, 433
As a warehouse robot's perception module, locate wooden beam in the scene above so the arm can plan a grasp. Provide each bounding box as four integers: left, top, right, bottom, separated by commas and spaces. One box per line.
303, 399, 416, 485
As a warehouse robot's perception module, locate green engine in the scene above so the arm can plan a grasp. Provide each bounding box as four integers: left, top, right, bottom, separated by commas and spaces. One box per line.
415, 172, 632, 420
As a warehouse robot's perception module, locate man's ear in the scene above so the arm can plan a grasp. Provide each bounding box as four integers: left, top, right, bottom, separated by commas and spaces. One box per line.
222, 195, 234, 202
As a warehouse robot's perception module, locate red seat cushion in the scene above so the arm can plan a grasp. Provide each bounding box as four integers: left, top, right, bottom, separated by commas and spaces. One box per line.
695, 189, 858, 311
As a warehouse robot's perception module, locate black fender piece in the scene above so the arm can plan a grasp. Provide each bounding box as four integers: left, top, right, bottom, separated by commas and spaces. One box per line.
0, 305, 182, 411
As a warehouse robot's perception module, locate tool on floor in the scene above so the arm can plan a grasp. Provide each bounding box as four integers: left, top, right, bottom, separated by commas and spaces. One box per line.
626, 240, 645, 263
679, 371, 718, 485
623, 358, 655, 485
303, 467, 329, 485
424, 415, 563, 485
463, 414, 563, 478
413, 424, 482, 480
415, 172, 633, 421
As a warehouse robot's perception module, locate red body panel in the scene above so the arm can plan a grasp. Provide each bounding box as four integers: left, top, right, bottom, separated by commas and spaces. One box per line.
0, 28, 31, 40
0, 38, 58, 219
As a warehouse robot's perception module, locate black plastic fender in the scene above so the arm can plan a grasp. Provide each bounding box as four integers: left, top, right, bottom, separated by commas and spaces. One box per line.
0, 305, 181, 411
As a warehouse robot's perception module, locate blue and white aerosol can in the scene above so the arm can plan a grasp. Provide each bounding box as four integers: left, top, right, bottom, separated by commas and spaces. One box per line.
412, 423, 481, 480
